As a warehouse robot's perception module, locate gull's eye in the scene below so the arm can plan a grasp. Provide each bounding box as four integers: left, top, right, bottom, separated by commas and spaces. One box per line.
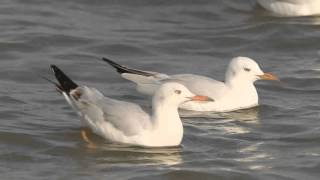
244, 67, 251, 72
175, 90, 181, 95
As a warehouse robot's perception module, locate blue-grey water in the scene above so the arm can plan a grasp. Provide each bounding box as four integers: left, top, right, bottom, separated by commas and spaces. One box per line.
1, 0, 320, 179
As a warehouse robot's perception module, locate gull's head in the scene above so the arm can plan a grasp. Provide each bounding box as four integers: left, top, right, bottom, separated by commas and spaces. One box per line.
154, 82, 214, 106
226, 56, 278, 84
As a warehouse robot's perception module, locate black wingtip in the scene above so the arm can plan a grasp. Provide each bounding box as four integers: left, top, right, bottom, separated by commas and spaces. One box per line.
50, 64, 78, 94
101, 57, 154, 77
101, 57, 128, 74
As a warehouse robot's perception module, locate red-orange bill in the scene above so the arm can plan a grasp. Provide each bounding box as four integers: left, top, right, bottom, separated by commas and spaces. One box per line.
258, 72, 279, 81
190, 95, 214, 102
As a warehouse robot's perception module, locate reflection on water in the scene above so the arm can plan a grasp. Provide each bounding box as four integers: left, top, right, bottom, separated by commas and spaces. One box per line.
180, 107, 259, 122
282, 16, 320, 25
305, 16, 320, 25
220, 108, 259, 123
220, 125, 250, 134
237, 142, 273, 170
98, 145, 183, 166
82, 130, 183, 166
181, 107, 259, 134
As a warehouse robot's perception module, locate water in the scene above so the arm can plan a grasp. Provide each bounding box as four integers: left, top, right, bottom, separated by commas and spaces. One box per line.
1, 0, 320, 179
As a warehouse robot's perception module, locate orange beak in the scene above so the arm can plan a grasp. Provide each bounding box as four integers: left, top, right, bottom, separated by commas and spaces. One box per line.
189, 95, 214, 102
258, 72, 279, 81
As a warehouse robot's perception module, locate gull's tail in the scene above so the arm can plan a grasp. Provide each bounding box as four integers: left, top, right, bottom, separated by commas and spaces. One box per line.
102, 57, 154, 77
50, 65, 78, 95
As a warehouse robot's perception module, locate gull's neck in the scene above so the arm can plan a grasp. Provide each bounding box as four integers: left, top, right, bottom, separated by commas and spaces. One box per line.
226, 76, 253, 88
152, 99, 181, 129
225, 69, 254, 89
224, 73, 258, 107
225, 73, 257, 99
150, 97, 183, 144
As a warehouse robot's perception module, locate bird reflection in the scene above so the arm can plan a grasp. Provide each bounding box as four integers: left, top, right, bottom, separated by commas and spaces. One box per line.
236, 142, 273, 170
180, 107, 259, 122
310, 16, 320, 25
80, 129, 183, 166
180, 107, 259, 135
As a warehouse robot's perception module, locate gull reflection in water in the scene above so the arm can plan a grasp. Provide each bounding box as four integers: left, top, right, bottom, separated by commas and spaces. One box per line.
180, 107, 260, 135
268, 15, 320, 25
101, 145, 183, 166
290, 16, 320, 25
236, 142, 273, 171
309, 16, 320, 25
80, 129, 183, 166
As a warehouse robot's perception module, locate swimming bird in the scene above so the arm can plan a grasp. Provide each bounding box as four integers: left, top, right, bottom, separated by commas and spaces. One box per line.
102, 56, 279, 112
50, 65, 212, 147
256, 0, 320, 17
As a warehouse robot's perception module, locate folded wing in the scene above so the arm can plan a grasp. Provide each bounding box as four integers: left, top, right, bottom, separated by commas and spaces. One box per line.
103, 57, 170, 95
71, 87, 152, 136
50, 64, 151, 137
103, 58, 227, 99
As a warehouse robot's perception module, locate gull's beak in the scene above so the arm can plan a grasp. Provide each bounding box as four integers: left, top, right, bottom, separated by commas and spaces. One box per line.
188, 95, 214, 102
257, 72, 279, 81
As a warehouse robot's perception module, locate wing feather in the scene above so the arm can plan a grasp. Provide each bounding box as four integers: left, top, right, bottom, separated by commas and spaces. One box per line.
72, 87, 151, 136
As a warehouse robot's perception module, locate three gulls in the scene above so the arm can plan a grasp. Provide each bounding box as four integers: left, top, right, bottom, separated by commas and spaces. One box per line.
102, 56, 279, 112
257, 0, 320, 17
50, 65, 212, 147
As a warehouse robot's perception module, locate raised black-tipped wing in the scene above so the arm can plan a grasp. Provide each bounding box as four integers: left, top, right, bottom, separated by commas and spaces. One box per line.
50, 65, 78, 95
102, 57, 154, 77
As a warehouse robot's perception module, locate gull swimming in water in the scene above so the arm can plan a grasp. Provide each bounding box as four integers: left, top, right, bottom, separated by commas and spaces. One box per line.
256, 0, 320, 17
102, 56, 279, 112
49, 65, 212, 147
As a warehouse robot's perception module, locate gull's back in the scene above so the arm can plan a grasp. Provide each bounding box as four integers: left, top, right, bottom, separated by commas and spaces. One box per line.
170, 74, 227, 100
70, 86, 151, 137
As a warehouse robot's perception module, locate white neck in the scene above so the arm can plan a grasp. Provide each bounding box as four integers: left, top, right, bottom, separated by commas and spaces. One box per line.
225, 67, 255, 88
224, 74, 258, 108
226, 76, 252, 88
150, 98, 183, 146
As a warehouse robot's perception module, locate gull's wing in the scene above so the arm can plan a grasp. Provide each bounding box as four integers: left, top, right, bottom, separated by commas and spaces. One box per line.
169, 74, 227, 100
72, 87, 152, 136
50, 64, 151, 137
102, 57, 170, 95
103, 58, 227, 100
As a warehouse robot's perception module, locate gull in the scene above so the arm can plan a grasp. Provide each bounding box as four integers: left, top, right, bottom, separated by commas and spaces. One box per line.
102, 56, 279, 112
49, 65, 212, 147
256, 0, 320, 17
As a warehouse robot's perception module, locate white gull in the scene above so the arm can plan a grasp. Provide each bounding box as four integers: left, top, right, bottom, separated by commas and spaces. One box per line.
102, 56, 278, 112
50, 65, 212, 147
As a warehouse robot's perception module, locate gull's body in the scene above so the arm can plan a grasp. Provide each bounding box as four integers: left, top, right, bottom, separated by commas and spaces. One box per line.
103, 57, 278, 112
50, 65, 211, 147
257, 0, 320, 17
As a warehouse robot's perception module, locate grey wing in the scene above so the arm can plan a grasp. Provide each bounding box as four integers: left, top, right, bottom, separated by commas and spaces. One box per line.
96, 97, 152, 136
121, 72, 170, 95
168, 74, 227, 100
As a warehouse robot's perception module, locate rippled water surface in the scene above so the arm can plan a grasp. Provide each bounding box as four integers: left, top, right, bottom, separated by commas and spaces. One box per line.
1, 0, 320, 179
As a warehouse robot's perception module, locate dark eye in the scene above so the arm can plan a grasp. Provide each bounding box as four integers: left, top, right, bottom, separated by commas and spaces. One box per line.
244, 67, 251, 72
175, 90, 181, 94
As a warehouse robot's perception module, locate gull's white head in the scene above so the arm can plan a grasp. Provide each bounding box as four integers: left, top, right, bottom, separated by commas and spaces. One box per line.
225, 56, 278, 85
153, 82, 213, 106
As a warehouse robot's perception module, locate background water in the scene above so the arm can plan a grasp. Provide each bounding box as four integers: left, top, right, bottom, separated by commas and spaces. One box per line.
1, 0, 320, 179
